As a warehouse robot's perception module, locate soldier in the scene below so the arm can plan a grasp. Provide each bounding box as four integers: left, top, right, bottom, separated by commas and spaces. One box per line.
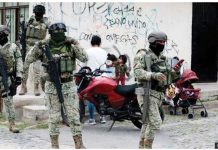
19, 4, 50, 96
133, 31, 180, 149
0, 25, 23, 133
23, 22, 88, 149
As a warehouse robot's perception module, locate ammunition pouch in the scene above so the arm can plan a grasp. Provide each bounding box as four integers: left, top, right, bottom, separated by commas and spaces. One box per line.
59, 56, 73, 73
58, 56, 73, 83
26, 24, 47, 40
150, 58, 171, 90
43, 53, 74, 84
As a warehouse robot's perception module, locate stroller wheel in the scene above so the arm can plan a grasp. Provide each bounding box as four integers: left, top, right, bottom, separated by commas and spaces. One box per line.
200, 111, 204, 117
200, 110, 208, 117
182, 108, 189, 114
188, 113, 193, 119
168, 106, 176, 115
170, 110, 174, 115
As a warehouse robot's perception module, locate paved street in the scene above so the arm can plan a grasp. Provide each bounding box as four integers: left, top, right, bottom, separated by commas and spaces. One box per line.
0, 107, 217, 149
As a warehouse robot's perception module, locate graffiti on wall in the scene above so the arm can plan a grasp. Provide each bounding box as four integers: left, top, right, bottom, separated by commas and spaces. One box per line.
31, 2, 181, 82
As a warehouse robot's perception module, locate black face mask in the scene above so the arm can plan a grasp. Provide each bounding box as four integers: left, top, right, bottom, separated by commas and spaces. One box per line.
50, 32, 66, 43
35, 12, 44, 21
0, 32, 8, 46
149, 42, 165, 56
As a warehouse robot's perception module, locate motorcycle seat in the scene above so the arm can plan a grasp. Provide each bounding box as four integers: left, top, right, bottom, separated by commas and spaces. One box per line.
115, 83, 138, 97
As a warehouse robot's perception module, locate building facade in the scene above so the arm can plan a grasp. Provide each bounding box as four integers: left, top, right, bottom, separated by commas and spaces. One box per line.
0, 2, 217, 82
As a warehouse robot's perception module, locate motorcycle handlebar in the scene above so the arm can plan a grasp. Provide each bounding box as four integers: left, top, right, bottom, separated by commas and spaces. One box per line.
74, 69, 112, 77
93, 69, 112, 75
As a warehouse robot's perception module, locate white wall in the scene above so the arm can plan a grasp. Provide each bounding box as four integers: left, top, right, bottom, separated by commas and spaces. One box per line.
30, 2, 192, 83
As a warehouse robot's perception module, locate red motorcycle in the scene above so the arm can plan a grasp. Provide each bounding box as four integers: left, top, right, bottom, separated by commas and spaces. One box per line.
72, 66, 164, 130
73, 66, 142, 130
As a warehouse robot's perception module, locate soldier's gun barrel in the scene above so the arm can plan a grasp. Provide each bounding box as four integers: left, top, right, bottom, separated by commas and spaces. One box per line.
0, 56, 9, 96
142, 54, 152, 123
20, 20, 26, 62
42, 44, 64, 103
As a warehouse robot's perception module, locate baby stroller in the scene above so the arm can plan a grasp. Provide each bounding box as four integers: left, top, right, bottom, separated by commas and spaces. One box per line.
164, 69, 208, 119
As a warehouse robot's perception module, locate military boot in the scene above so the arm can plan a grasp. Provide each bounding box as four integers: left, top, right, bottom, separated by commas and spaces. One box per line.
19, 80, 27, 95
139, 138, 145, 149
73, 134, 86, 149
34, 83, 40, 96
9, 120, 20, 133
144, 139, 154, 149
50, 135, 59, 149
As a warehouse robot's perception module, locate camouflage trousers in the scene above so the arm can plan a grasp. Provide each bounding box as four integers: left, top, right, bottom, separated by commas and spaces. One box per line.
137, 90, 163, 140
0, 77, 15, 121
22, 44, 41, 84
2, 96, 16, 121
45, 81, 82, 136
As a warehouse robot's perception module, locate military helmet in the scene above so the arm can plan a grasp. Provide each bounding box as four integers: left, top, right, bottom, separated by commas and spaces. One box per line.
33, 4, 45, 15
148, 31, 167, 43
48, 23, 67, 34
0, 25, 10, 35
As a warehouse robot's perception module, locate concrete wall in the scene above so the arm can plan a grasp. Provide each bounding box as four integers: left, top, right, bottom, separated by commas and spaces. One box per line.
30, 2, 192, 83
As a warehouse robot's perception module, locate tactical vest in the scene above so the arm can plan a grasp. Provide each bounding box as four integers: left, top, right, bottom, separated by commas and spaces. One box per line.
0, 43, 16, 74
26, 17, 48, 40
144, 49, 172, 91
150, 57, 172, 89
50, 44, 75, 78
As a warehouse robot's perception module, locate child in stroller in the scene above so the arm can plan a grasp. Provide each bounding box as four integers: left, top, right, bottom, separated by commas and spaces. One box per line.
164, 68, 208, 119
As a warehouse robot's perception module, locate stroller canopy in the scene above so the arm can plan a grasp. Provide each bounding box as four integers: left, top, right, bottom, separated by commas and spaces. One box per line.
180, 69, 199, 84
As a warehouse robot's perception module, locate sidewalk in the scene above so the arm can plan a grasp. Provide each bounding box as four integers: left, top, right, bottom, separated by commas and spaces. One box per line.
0, 107, 217, 149
194, 82, 218, 101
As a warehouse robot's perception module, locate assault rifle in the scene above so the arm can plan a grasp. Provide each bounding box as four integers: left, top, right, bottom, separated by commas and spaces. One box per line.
41, 44, 67, 117
142, 54, 151, 124
20, 20, 26, 62
10, 56, 18, 96
0, 55, 9, 98
135, 53, 151, 124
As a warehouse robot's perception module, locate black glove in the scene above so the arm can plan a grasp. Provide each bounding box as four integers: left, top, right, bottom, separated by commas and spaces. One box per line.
16, 77, 22, 86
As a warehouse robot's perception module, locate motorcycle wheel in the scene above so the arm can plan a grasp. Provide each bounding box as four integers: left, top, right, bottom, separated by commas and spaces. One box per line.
61, 106, 69, 126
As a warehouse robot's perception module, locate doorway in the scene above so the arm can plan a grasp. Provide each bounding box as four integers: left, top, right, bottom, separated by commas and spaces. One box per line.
192, 3, 218, 82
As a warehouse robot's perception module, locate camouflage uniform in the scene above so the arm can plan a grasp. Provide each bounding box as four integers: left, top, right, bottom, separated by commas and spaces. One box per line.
19, 15, 50, 96
0, 41, 23, 133
134, 47, 179, 148
23, 34, 88, 148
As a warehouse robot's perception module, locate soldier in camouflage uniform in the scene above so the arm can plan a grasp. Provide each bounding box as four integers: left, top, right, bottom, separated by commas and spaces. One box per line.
23, 22, 88, 149
0, 25, 23, 133
19, 4, 50, 96
133, 31, 180, 149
